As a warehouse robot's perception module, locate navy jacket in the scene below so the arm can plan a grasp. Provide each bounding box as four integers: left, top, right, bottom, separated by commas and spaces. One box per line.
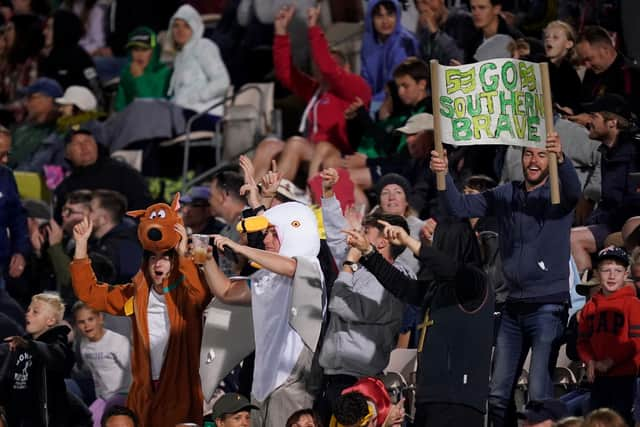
440, 157, 581, 302
590, 130, 640, 230
0, 166, 29, 271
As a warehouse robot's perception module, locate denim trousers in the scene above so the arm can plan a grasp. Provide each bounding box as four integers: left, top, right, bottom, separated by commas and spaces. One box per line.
488, 302, 568, 427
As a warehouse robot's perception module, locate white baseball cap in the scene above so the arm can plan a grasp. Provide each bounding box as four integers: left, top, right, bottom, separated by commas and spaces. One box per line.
55, 86, 98, 112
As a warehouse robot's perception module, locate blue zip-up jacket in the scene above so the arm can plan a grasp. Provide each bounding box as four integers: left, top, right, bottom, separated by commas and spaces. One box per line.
0, 166, 29, 272
439, 156, 581, 301
361, 0, 419, 103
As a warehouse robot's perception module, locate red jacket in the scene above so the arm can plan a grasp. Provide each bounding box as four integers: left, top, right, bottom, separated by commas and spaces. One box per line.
577, 286, 640, 377
273, 26, 372, 154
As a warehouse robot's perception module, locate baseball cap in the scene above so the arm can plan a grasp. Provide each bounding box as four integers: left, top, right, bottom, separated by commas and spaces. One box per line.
23, 199, 51, 221
582, 93, 635, 122
276, 179, 311, 205
21, 77, 64, 99
211, 393, 257, 420
64, 124, 94, 145
517, 399, 569, 423
596, 246, 630, 267
56, 86, 98, 112
181, 186, 211, 205
395, 113, 434, 135
126, 27, 156, 50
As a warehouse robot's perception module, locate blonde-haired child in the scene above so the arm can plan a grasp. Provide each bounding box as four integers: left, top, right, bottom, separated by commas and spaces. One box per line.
543, 20, 582, 113
0, 292, 78, 426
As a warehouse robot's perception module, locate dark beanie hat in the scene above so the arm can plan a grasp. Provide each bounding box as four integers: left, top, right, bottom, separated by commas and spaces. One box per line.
376, 173, 412, 199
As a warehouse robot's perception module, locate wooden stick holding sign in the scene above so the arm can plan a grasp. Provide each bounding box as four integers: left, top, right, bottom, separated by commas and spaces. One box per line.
538, 62, 560, 204
430, 59, 446, 191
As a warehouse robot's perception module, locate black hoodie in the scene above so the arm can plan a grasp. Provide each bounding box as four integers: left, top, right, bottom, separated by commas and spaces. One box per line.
0, 324, 75, 426
39, 10, 103, 104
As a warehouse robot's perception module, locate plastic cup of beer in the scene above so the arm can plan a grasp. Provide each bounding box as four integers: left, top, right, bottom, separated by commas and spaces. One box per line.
191, 234, 209, 264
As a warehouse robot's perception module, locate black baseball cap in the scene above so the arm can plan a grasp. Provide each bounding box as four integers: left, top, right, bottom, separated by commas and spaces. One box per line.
596, 246, 630, 267
64, 124, 94, 145
517, 399, 568, 423
211, 393, 257, 420
582, 93, 635, 122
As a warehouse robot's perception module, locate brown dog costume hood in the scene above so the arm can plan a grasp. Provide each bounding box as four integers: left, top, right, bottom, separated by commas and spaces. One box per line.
127, 193, 183, 254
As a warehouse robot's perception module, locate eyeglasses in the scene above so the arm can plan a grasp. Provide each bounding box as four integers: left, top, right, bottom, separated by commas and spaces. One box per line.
62, 207, 85, 217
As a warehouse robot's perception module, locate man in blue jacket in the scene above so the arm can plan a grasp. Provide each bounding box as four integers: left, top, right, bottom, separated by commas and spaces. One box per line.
0, 165, 29, 326
430, 133, 581, 427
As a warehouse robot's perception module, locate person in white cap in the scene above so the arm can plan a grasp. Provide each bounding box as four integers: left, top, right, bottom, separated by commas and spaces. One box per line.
15, 85, 101, 173
56, 85, 98, 115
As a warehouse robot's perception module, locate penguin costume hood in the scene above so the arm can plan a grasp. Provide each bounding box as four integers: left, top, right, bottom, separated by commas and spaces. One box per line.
200, 202, 325, 401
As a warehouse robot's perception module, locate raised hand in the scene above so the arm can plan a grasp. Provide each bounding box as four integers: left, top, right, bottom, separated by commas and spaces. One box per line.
429, 149, 448, 174
73, 216, 93, 244
320, 167, 339, 197
239, 155, 261, 208
307, 5, 321, 28
378, 219, 409, 246
212, 234, 240, 254
174, 223, 188, 257
260, 160, 283, 202
545, 131, 564, 162
274, 5, 296, 35
30, 227, 45, 255
342, 228, 371, 253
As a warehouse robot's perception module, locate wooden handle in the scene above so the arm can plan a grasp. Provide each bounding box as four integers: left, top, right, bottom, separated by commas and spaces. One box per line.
429, 60, 446, 191
539, 62, 560, 204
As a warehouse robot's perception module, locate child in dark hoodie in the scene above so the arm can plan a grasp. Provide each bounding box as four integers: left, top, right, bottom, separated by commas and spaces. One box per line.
577, 246, 640, 425
0, 292, 76, 427
114, 27, 171, 112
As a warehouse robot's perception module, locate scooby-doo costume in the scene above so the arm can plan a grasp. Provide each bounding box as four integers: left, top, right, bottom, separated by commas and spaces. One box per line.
70, 194, 211, 426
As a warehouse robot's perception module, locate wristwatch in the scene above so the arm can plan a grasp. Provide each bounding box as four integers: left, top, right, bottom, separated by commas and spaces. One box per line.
343, 260, 359, 273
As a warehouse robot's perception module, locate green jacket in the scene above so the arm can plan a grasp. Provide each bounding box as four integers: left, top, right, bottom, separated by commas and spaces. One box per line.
114, 27, 171, 111
9, 121, 56, 169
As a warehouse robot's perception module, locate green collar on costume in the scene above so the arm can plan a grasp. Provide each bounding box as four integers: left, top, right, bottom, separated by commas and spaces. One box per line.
161, 274, 184, 293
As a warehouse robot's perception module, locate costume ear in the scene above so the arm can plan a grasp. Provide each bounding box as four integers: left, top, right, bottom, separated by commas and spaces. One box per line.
127, 209, 146, 219
171, 192, 181, 212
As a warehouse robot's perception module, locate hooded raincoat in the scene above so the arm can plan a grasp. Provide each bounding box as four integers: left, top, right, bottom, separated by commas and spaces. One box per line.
167, 5, 230, 116
361, 0, 419, 103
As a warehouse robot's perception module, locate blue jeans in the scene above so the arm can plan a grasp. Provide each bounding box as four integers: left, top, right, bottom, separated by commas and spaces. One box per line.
489, 302, 568, 427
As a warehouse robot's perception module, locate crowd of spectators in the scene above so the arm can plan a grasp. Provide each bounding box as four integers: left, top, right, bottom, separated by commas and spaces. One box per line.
0, 0, 640, 426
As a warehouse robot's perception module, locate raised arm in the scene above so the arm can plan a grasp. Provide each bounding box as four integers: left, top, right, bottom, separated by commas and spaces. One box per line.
199, 244, 251, 306
213, 234, 297, 278
343, 229, 428, 303
71, 217, 134, 315
307, 8, 372, 104
430, 149, 493, 218
273, 5, 318, 101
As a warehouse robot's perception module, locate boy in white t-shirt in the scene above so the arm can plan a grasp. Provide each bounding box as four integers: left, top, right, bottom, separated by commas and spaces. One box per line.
73, 301, 131, 427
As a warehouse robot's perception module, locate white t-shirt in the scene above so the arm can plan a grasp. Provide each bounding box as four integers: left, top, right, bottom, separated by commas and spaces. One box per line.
147, 289, 170, 380
80, 329, 132, 400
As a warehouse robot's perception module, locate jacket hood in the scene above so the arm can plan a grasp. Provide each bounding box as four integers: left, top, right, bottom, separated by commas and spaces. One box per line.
592, 285, 636, 306
167, 4, 204, 51
365, 0, 404, 37
52, 9, 84, 48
